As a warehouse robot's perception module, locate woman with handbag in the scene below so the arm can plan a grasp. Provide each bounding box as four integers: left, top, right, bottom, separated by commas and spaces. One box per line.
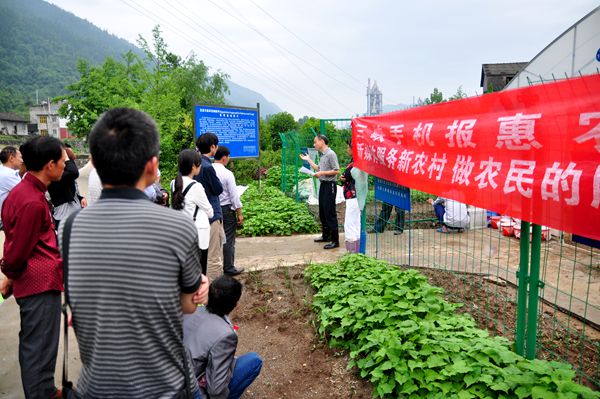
171, 149, 214, 275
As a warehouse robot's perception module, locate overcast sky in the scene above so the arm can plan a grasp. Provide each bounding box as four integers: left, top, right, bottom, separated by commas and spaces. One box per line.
47, 0, 598, 119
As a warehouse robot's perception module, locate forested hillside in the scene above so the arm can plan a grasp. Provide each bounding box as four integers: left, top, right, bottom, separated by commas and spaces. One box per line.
0, 0, 281, 117
0, 0, 141, 114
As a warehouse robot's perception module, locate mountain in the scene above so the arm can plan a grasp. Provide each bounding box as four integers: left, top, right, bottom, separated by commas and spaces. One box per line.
0, 0, 282, 118
225, 80, 281, 117
0, 0, 142, 113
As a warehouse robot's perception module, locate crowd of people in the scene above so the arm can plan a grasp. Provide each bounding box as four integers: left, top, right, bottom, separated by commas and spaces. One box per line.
0, 106, 471, 398
0, 108, 260, 399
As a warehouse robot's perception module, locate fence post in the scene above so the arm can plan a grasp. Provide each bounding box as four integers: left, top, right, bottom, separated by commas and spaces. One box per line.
279, 133, 286, 194
515, 220, 530, 356
293, 132, 300, 203
526, 223, 543, 360
359, 207, 366, 254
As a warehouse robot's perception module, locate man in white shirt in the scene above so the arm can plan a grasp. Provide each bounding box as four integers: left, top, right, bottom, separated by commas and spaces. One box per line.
213, 146, 244, 276
0, 146, 23, 229
428, 197, 470, 232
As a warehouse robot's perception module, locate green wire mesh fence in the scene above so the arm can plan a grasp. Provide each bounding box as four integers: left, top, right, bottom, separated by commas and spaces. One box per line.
279, 119, 599, 388
279, 119, 353, 204
363, 191, 600, 389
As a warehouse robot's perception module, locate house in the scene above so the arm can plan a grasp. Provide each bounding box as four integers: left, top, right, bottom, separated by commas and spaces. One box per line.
480, 62, 527, 92
29, 101, 62, 137
0, 112, 29, 135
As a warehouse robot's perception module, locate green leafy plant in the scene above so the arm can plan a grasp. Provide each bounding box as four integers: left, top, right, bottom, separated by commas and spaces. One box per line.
306, 254, 599, 399
240, 183, 319, 236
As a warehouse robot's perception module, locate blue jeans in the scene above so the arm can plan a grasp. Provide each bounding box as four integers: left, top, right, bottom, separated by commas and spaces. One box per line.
227, 352, 263, 399
434, 203, 445, 224
193, 352, 262, 399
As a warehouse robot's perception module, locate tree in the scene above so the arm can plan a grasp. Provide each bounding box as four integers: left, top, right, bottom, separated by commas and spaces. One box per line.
259, 118, 272, 151
58, 54, 147, 137
266, 111, 296, 150
423, 88, 444, 105
448, 86, 468, 101
58, 25, 229, 182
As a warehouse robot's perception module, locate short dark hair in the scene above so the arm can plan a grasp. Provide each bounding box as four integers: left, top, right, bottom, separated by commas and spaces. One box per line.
89, 108, 160, 186
206, 275, 242, 317
0, 146, 17, 164
214, 146, 230, 160
19, 137, 64, 172
196, 132, 219, 154
316, 134, 329, 145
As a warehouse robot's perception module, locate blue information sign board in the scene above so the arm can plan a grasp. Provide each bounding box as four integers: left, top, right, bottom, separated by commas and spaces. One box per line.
374, 177, 411, 212
194, 105, 259, 158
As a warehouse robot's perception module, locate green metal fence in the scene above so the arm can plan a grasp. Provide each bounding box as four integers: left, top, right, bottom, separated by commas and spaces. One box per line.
279, 130, 316, 202
279, 119, 599, 388
279, 119, 353, 203
364, 192, 600, 390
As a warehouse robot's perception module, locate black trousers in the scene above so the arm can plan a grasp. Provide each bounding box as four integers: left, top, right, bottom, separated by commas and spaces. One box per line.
200, 249, 208, 275
222, 206, 237, 272
318, 181, 339, 243
374, 202, 405, 233
16, 290, 61, 399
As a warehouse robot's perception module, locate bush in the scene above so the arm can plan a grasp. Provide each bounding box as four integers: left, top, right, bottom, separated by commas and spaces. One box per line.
230, 149, 281, 185
306, 255, 599, 399
240, 183, 319, 236
264, 165, 282, 188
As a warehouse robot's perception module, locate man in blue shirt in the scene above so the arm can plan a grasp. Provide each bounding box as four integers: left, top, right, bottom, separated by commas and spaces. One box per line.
0, 146, 23, 230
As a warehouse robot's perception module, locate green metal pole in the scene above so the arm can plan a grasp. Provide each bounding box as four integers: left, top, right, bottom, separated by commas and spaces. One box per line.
526, 223, 543, 360
515, 220, 530, 356
359, 206, 366, 254
294, 132, 300, 203
279, 133, 286, 193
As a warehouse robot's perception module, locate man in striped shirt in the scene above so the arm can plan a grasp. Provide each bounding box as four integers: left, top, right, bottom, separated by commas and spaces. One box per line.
58, 108, 209, 398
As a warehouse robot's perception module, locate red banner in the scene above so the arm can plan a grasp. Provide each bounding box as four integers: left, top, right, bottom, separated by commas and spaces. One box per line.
352, 75, 600, 241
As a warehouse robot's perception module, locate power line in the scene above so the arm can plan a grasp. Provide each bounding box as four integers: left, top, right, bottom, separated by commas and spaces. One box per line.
158, 0, 330, 112
218, 0, 363, 99
205, 0, 357, 114
246, 0, 365, 88
120, 0, 327, 115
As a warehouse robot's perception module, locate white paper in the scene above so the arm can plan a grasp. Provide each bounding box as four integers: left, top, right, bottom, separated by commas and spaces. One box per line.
237, 185, 249, 197
299, 166, 315, 176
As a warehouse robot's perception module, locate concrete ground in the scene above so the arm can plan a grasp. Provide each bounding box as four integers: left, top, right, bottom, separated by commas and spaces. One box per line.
0, 233, 345, 398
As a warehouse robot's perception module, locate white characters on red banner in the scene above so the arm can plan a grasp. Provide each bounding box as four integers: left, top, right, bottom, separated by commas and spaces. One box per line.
397, 150, 414, 173
496, 112, 542, 150
541, 162, 582, 206
413, 122, 435, 147
593, 165, 600, 209
412, 152, 428, 176
474, 157, 502, 189
370, 128, 385, 143
451, 155, 475, 186
386, 148, 398, 169
363, 145, 376, 162
504, 160, 536, 198
574, 112, 600, 152
375, 147, 386, 165
427, 153, 447, 181
446, 119, 477, 148
356, 143, 365, 160
390, 124, 405, 144
354, 123, 368, 140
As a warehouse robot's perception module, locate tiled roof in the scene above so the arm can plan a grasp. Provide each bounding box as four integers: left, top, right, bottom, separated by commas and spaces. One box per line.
0, 112, 29, 123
